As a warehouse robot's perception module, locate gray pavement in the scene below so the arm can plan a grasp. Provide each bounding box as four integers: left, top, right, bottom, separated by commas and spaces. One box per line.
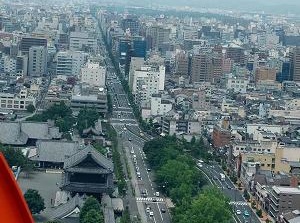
199, 162, 261, 223
17, 171, 62, 222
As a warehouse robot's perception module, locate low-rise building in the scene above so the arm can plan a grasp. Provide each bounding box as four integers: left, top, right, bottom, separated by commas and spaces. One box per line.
269, 186, 300, 219
71, 94, 107, 114
0, 88, 36, 111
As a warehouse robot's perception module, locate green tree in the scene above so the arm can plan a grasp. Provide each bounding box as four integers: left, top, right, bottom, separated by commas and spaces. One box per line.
120, 208, 130, 223
256, 209, 263, 218
26, 104, 36, 113
26, 102, 74, 133
24, 189, 45, 214
77, 108, 100, 135
174, 187, 232, 223
0, 145, 30, 167
82, 209, 104, 223
79, 196, 101, 222
243, 189, 250, 201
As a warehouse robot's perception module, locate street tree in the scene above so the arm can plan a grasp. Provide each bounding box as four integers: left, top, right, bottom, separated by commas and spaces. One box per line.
24, 189, 45, 214
173, 187, 232, 223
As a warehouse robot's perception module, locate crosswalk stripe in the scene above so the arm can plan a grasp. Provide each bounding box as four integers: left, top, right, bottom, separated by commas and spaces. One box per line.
229, 201, 248, 206
136, 197, 164, 202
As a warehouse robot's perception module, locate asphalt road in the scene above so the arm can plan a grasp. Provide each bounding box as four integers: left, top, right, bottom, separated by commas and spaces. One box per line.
98, 22, 171, 223
200, 162, 261, 223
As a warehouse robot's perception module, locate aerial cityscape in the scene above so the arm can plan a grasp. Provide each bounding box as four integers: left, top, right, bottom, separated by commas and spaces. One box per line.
0, 0, 300, 223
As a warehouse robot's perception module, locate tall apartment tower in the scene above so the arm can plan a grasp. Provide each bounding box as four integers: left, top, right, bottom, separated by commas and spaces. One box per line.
121, 15, 140, 35
28, 46, 47, 77
146, 25, 170, 51
191, 53, 212, 83
175, 51, 189, 76
292, 47, 300, 82
20, 37, 47, 54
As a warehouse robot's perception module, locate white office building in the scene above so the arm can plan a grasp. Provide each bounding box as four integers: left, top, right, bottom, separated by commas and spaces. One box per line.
150, 94, 173, 116
0, 88, 36, 111
80, 60, 106, 87
1, 55, 16, 74
56, 51, 87, 76
226, 74, 249, 93
69, 32, 97, 52
132, 65, 165, 104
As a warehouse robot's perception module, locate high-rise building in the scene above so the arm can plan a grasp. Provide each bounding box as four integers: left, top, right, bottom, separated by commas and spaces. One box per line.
118, 36, 146, 76
69, 32, 97, 52
118, 38, 131, 66
132, 38, 146, 58
191, 53, 212, 83
20, 37, 47, 54
121, 16, 140, 35
292, 47, 300, 82
80, 60, 106, 87
16, 55, 28, 75
129, 57, 145, 91
255, 67, 276, 83
224, 44, 245, 65
0, 55, 16, 74
28, 46, 47, 77
146, 25, 170, 51
56, 51, 87, 76
175, 51, 189, 76
211, 54, 222, 83
131, 65, 165, 105
276, 58, 291, 83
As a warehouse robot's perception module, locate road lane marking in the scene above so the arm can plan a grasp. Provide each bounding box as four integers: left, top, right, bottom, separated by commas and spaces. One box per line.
157, 203, 164, 222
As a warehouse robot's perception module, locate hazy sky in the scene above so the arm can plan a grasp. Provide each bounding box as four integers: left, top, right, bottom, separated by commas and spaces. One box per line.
133, 0, 300, 14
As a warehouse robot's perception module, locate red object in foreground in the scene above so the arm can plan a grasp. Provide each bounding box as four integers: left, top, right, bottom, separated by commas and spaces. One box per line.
0, 153, 34, 223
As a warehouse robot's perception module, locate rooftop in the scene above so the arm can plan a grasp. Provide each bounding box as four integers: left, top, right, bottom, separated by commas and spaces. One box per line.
272, 186, 300, 195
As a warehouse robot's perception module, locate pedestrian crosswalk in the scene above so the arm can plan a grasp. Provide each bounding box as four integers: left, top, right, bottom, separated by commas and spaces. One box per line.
229, 201, 248, 206
136, 197, 164, 202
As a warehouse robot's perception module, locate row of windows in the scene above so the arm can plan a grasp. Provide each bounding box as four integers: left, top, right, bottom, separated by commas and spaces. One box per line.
235, 147, 271, 152
1, 99, 31, 104
1, 104, 25, 109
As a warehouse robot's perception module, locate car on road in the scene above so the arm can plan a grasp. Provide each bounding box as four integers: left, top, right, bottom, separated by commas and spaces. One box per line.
149, 211, 154, 217
152, 197, 157, 202
227, 185, 231, 189
236, 209, 241, 215
161, 208, 166, 213
197, 163, 203, 168
142, 189, 148, 198
147, 168, 151, 172
146, 207, 150, 213
155, 191, 160, 197
244, 210, 250, 217
128, 138, 132, 141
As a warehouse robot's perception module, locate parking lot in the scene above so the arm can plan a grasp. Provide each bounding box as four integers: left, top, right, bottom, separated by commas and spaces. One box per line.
18, 171, 62, 222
